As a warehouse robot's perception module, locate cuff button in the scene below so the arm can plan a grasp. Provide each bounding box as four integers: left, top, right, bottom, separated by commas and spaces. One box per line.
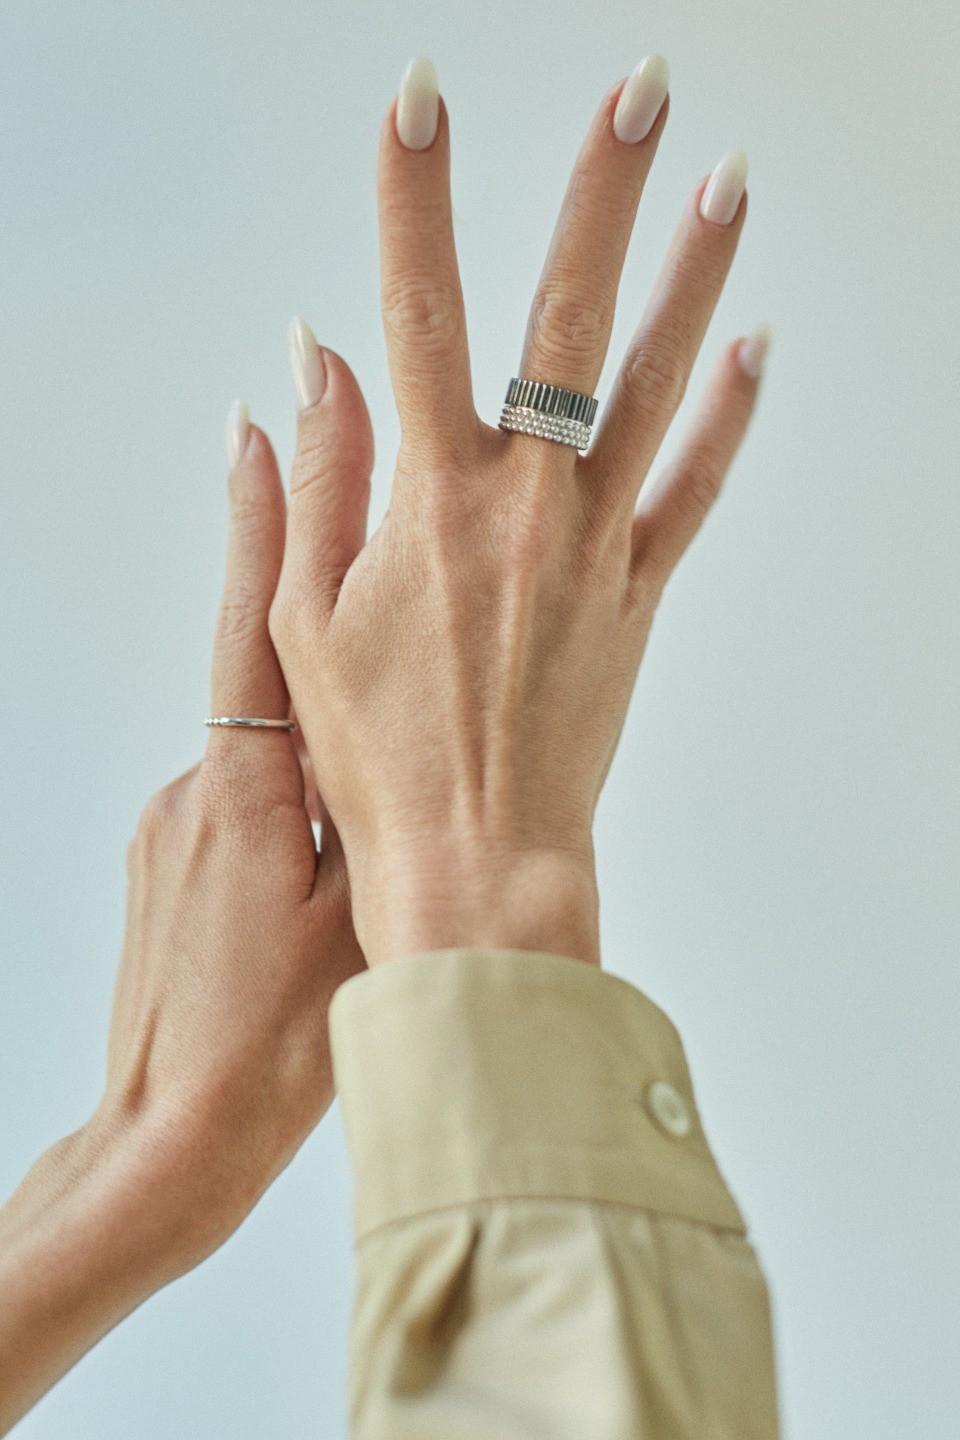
644, 1079, 692, 1138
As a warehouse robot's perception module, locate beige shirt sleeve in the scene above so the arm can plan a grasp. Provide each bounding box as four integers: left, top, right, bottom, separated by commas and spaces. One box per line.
329, 948, 781, 1439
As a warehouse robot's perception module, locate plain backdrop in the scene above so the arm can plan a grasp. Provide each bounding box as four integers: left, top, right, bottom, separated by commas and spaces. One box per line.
2, 2, 958, 1436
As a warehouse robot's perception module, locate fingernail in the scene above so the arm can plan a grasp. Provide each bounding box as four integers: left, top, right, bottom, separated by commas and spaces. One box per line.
225, 399, 250, 466
700, 149, 748, 225
737, 323, 772, 379
289, 316, 327, 410
612, 55, 670, 144
396, 56, 439, 150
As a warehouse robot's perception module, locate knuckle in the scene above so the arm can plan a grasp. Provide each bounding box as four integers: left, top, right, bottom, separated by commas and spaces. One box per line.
196, 756, 303, 853
396, 426, 481, 482
267, 590, 294, 650
381, 274, 463, 354
671, 239, 731, 297
394, 452, 484, 533
530, 281, 610, 360
197, 750, 257, 827
622, 330, 689, 418
290, 419, 339, 497
572, 499, 631, 585
227, 489, 270, 536
567, 163, 636, 230
268, 578, 325, 655
680, 449, 724, 517
135, 783, 180, 846
626, 559, 664, 615
217, 587, 268, 647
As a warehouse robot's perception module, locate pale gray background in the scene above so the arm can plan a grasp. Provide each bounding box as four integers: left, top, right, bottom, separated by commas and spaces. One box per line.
2, 1, 958, 1436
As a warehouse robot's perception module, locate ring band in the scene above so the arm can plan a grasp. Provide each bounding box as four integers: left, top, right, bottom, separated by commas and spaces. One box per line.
498, 376, 598, 452
204, 716, 297, 731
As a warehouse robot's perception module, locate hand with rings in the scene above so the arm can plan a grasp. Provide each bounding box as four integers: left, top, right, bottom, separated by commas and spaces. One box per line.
0, 405, 365, 1434
0, 55, 769, 1432
269, 56, 767, 970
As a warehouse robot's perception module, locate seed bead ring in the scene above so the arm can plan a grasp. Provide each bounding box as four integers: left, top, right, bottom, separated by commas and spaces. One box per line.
497, 376, 599, 452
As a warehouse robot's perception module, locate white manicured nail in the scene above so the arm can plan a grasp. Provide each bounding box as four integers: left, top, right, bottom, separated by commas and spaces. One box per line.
289, 316, 327, 410
612, 55, 670, 143
737, 323, 772, 379
225, 399, 250, 466
700, 149, 748, 225
396, 56, 439, 150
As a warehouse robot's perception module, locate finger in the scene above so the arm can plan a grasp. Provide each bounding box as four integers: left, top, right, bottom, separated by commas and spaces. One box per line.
378, 57, 476, 464
207, 405, 298, 776
282, 331, 373, 620
631, 328, 769, 582
586, 150, 749, 506
518, 59, 670, 408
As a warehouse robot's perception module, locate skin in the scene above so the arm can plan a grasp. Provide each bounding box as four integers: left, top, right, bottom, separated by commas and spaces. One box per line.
0, 72, 761, 1434
0, 430, 365, 1432
272, 83, 757, 968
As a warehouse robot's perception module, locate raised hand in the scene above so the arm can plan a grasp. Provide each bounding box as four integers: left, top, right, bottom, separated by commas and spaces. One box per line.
270, 58, 767, 969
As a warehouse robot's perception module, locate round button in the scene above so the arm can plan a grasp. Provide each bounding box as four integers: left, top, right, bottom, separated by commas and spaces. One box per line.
644, 1080, 691, 1139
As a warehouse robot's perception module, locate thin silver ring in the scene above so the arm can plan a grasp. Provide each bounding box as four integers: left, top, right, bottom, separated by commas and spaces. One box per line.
204, 716, 297, 731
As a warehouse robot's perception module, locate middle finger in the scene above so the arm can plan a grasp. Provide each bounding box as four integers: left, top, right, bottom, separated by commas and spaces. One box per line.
516, 57, 671, 404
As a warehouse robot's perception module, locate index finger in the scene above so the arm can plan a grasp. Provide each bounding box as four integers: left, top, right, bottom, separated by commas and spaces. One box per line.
378, 58, 476, 466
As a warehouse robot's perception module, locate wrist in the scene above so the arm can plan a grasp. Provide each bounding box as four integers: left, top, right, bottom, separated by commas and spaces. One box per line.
0, 1114, 193, 1432
349, 837, 601, 968
1, 1109, 198, 1297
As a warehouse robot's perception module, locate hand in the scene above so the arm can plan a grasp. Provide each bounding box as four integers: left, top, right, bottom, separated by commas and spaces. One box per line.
270, 59, 767, 968
0, 419, 364, 1434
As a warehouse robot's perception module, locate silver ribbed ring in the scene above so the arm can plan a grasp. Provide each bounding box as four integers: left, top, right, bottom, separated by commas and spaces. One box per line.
498, 377, 598, 452
204, 716, 297, 731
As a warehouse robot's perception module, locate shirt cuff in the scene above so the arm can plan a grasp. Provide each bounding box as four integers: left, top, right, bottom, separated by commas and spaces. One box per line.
328, 948, 748, 1244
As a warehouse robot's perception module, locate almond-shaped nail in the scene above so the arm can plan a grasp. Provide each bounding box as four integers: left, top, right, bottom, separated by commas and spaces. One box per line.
700, 149, 748, 225
396, 56, 439, 150
737, 323, 772, 379
225, 399, 250, 466
289, 316, 327, 410
612, 55, 670, 143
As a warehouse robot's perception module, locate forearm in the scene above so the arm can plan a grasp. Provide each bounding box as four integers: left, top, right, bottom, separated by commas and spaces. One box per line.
0, 1116, 183, 1435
